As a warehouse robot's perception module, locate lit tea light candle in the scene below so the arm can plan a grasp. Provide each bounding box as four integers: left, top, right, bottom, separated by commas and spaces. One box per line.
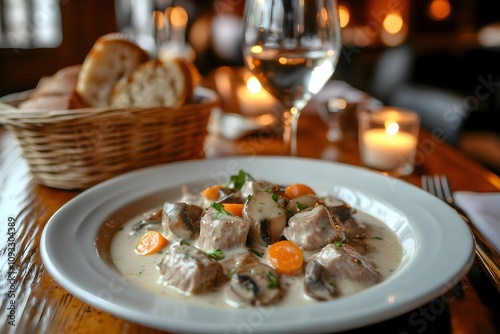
359, 108, 420, 175
362, 122, 416, 171
237, 76, 278, 116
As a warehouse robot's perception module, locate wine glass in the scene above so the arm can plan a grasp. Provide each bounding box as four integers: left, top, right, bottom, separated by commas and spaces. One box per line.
242, 0, 342, 155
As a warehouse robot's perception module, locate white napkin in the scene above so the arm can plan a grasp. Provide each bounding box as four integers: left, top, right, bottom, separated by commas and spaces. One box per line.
454, 191, 500, 254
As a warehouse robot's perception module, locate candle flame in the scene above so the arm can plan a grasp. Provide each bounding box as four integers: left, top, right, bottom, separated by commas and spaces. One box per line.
247, 76, 262, 94
385, 122, 399, 136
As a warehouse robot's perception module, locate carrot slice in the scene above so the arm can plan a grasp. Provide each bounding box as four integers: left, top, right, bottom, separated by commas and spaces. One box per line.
135, 231, 168, 256
284, 183, 316, 199
267, 240, 304, 275
222, 203, 244, 217
200, 185, 223, 200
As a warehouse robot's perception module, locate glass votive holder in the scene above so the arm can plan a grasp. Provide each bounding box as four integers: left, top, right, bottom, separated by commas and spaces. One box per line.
358, 107, 420, 176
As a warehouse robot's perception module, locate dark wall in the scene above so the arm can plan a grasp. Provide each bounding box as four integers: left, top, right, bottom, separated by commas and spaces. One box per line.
0, 0, 117, 97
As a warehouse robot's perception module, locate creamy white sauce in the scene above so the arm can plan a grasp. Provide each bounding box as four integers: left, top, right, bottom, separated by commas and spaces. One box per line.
110, 208, 402, 309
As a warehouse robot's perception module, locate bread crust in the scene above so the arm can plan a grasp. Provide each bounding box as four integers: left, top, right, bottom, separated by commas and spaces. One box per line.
30, 65, 81, 98
19, 34, 198, 110
75, 33, 149, 107
19, 64, 87, 110
18, 90, 87, 110
110, 58, 193, 108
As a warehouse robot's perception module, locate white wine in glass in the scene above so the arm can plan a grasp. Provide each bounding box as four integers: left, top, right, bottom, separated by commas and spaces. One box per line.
242, 0, 342, 155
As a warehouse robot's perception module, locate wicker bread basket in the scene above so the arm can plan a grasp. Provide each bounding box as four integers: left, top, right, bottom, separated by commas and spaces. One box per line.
0, 87, 218, 190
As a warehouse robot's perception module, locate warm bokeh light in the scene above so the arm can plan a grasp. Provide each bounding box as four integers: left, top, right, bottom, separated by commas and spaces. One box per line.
168, 6, 188, 28
328, 97, 347, 111
256, 114, 276, 126
319, 7, 328, 28
153, 11, 166, 30
247, 76, 262, 94
188, 14, 211, 54
251, 45, 263, 53
428, 0, 451, 21
381, 10, 407, 46
383, 11, 403, 34
338, 5, 350, 28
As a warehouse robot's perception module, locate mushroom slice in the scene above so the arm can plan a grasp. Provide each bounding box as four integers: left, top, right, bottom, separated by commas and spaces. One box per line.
130, 208, 163, 235
226, 256, 282, 306
286, 194, 322, 213
243, 191, 287, 246
240, 180, 276, 199
162, 202, 203, 240
216, 187, 241, 204
228, 274, 261, 305
304, 260, 336, 301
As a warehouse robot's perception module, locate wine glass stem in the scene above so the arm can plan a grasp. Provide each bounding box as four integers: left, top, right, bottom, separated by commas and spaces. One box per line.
283, 107, 300, 156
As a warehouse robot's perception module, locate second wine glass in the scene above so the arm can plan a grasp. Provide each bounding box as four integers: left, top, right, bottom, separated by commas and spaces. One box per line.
242, 0, 342, 155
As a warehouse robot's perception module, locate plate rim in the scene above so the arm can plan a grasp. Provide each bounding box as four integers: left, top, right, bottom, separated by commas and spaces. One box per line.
40, 156, 475, 334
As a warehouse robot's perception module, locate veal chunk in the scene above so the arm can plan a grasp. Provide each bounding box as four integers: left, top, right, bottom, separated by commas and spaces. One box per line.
323, 196, 366, 239
159, 243, 225, 294
283, 205, 346, 250
197, 207, 250, 252
312, 243, 380, 283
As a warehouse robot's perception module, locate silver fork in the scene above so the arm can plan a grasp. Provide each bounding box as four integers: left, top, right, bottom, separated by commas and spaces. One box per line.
421, 175, 500, 293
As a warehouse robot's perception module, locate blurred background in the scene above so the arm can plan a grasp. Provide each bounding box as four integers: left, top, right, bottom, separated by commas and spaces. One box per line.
0, 0, 499, 173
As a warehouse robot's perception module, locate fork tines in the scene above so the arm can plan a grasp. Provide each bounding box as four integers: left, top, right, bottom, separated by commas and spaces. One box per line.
421, 174, 454, 204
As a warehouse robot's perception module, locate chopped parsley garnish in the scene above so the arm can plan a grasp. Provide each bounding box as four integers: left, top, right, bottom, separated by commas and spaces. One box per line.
373, 236, 383, 240
206, 249, 225, 260
227, 268, 235, 278
272, 193, 279, 202
296, 202, 308, 210
267, 271, 279, 289
211, 203, 231, 218
248, 248, 264, 257
333, 241, 344, 249
227, 170, 255, 190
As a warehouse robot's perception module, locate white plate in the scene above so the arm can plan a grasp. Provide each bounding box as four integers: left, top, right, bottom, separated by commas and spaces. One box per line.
40, 157, 474, 334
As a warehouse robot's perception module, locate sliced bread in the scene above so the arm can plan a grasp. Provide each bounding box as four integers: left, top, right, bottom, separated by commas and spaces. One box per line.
75, 33, 150, 107
110, 58, 193, 108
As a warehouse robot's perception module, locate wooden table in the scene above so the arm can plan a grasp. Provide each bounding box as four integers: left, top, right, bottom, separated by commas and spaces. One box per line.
1, 94, 499, 334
